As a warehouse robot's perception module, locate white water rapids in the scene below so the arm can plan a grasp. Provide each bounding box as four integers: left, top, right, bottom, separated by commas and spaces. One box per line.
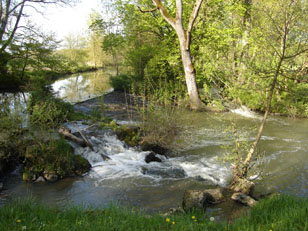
65, 122, 231, 188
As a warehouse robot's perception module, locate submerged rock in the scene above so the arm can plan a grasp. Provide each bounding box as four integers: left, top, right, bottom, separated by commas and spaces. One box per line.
182, 187, 225, 211
145, 152, 162, 163
142, 167, 186, 178
231, 193, 257, 207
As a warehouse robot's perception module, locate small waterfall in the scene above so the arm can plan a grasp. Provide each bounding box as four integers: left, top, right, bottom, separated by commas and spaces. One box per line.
68, 122, 231, 187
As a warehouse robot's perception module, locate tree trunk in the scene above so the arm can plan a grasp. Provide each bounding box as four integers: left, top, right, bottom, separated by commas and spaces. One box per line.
179, 40, 203, 110
148, 0, 204, 110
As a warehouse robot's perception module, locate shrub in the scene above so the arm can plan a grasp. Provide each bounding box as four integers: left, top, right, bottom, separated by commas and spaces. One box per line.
27, 83, 74, 128
110, 74, 134, 91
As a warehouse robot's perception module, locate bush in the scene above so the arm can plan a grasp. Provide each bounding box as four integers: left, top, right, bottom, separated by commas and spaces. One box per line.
110, 74, 134, 91
27, 82, 74, 128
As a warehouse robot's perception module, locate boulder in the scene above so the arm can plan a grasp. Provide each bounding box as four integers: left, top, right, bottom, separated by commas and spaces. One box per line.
231, 193, 257, 207
182, 188, 225, 211
183, 190, 206, 211
145, 152, 162, 163
203, 188, 225, 203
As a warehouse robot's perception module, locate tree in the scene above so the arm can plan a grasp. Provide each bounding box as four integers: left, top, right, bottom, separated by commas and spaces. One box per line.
8, 21, 60, 80
229, 0, 308, 193
87, 11, 108, 69
140, 0, 204, 110
0, 0, 76, 76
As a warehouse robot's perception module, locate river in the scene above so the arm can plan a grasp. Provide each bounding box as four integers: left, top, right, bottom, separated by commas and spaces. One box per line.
1, 70, 308, 220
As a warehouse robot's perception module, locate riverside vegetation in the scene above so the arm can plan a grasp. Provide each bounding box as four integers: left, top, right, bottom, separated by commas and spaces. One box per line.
0, 195, 308, 230
1, 0, 308, 229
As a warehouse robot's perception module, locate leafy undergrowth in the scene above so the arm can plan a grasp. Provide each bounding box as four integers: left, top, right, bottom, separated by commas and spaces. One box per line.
0, 195, 307, 230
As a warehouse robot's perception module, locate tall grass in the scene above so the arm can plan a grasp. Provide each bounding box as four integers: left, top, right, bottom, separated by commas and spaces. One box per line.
1, 195, 307, 231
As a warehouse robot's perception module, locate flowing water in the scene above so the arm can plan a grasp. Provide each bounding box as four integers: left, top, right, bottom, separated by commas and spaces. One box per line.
1, 71, 308, 219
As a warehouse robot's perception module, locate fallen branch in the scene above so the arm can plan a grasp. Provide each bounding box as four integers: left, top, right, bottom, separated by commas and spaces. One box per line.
58, 127, 86, 147
73, 124, 94, 151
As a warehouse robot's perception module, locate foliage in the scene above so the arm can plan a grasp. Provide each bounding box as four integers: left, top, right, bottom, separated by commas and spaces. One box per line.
27, 81, 74, 128
22, 138, 90, 182
139, 104, 185, 149
0, 95, 25, 175
221, 122, 263, 180
1, 195, 308, 230
110, 74, 134, 91
98, 0, 308, 117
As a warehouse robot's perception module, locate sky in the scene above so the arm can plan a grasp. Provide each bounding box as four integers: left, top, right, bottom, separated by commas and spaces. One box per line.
28, 0, 102, 42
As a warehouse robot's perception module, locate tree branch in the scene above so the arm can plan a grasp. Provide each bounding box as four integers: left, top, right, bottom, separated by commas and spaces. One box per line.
138, 6, 158, 13
0, 1, 25, 52
151, 0, 175, 27
186, 0, 204, 50
175, 0, 182, 21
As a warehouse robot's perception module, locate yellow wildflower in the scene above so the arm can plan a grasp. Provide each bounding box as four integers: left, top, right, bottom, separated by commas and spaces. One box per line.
166, 218, 170, 222
172, 221, 175, 225
192, 216, 196, 219
16, 219, 21, 223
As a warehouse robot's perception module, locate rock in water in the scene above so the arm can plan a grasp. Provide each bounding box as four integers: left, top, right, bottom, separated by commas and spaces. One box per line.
182, 188, 225, 211
183, 190, 206, 211
203, 188, 225, 203
145, 152, 162, 163
231, 193, 257, 207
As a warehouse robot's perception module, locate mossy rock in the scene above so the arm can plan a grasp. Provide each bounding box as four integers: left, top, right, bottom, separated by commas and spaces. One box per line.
22, 139, 91, 182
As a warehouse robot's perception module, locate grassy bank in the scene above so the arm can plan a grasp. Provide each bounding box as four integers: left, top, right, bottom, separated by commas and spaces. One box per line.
0, 195, 307, 231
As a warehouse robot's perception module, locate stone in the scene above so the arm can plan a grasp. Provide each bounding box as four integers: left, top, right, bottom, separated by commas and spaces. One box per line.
203, 188, 225, 203
34, 176, 46, 183
182, 188, 225, 211
145, 152, 162, 163
183, 190, 206, 211
231, 193, 257, 207
43, 171, 58, 182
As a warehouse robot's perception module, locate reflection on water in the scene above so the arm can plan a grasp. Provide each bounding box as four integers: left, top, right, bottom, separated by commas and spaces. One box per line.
52, 69, 112, 104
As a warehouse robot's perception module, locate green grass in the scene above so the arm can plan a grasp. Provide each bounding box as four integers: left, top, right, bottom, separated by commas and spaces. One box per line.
0, 195, 308, 231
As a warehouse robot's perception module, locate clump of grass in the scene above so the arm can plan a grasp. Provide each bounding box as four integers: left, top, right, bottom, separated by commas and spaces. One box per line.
1, 194, 306, 230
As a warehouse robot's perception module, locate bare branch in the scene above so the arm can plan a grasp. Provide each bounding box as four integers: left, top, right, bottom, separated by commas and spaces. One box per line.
176, 0, 182, 21
138, 6, 158, 13
186, 0, 204, 50
0, 1, 25, 52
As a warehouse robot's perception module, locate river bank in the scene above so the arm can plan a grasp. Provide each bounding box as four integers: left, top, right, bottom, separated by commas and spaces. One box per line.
1, 194, 307, 230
